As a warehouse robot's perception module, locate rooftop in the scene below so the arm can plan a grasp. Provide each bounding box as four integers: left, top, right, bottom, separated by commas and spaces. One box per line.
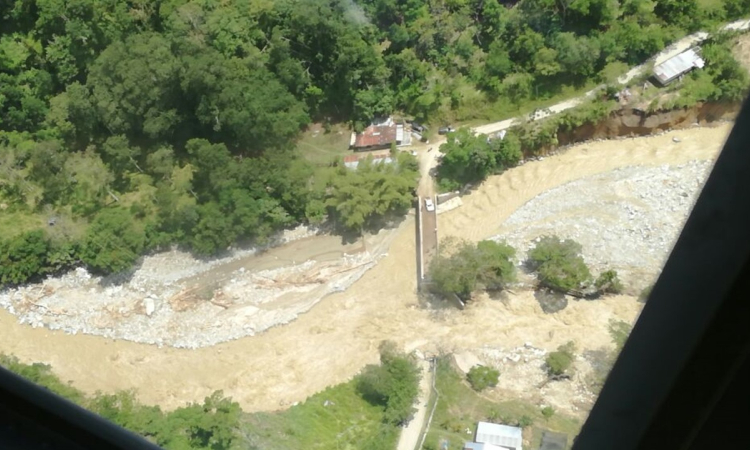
463, 442, 507, 450
476, 422, 523, 450
343, 153, 393, 169
654, 48, 705, 84
351, 117, 401, 149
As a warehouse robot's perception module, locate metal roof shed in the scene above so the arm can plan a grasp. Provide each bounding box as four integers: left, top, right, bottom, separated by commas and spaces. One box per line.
464, 442, 506, 450
653, 48, 705, 86
475, 422, 523, 450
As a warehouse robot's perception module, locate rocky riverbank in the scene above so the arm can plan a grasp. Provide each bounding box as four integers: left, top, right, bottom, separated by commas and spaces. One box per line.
0, 225, 399, 349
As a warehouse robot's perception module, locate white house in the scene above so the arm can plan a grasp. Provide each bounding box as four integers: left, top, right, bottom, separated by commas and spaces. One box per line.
464, 422, 523, 450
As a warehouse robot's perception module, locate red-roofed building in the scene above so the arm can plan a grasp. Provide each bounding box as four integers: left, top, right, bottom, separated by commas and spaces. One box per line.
350, 117, 406, 150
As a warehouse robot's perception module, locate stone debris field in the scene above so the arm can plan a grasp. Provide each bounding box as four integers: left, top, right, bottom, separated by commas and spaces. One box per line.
0, 226, 393, 349
493, 160, 713, 291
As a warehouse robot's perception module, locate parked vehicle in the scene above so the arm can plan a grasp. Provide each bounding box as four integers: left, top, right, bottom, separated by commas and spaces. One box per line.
424, 198, 435, 212
411, 122, 427, 133
438, 126, 456, 135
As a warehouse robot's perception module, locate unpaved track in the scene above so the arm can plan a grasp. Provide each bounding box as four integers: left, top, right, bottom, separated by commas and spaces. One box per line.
0, 124, 732, 412
472, 19, 750, 137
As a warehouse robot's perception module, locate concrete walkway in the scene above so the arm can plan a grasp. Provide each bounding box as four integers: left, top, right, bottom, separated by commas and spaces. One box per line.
396, 359, 433, 450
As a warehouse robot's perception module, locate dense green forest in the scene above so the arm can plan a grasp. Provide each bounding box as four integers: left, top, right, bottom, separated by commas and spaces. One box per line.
1, 0, 748, 284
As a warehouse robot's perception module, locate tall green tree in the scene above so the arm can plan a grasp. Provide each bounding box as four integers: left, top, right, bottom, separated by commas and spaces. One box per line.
80, 207, 145, 273
357, 342, 421, 426
88, 33, 181, 140
0, 230, 50, 284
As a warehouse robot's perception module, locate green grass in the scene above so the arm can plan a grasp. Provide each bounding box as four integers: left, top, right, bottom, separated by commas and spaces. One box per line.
241, 379, 398, 450
296, 124, 354, 166
423, 358, 582, 450
0, 210, 47, 239
697, 0, 724, 13
431, 78, 599, 133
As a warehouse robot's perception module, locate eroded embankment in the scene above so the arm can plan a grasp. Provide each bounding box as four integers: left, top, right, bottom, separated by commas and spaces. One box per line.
558, 102, 738, 145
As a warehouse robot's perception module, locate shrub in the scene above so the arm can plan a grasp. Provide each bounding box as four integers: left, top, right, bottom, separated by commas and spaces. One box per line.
518, 415, 533, 428
440, 418, 465, 433
595, 269, 623, 294
545, 341, 576, 378
541, 406, 555, 419
527, 236, 591, 293
467, 365, 500, 391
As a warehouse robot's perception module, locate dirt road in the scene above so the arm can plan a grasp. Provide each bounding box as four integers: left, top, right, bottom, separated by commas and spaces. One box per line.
472, 19, 750, 137
0, 124, 731, 413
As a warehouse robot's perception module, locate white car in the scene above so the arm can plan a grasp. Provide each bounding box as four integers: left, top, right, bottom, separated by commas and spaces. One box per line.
424, 198, 435, 212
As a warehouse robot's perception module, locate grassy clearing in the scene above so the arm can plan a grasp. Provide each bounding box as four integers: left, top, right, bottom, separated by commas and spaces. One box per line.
697, 0, 724, 13
441, 79, 599, 130
0, 211, 47, 239
296, 123, 353, 166
423, 358, 581, 450
241, 379, 398, 450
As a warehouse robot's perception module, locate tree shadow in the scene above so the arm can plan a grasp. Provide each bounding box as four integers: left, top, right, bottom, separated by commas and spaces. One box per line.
487, 289, 513, 305
534, 289, 569, 314
583, 348, 612, 374
98, 263, 140, 287
418, 287, 466, 312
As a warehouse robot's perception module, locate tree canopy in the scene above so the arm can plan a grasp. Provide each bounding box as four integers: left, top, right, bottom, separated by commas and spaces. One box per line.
467, 365, 500, 391
527, 236, 592, 292
429, 238, 517, 300
356, 341, 421, 426
438, 128, 523, 190
1, 0, 747, 284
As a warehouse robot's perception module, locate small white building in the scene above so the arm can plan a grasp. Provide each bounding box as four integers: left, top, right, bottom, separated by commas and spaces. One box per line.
464, 422, 523, 450
653, 48, 705, 86
463, 442, 506, 450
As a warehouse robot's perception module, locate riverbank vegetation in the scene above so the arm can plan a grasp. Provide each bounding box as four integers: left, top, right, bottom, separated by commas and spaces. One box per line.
428, 236, 623, 301
527, 236, 623, 296
0, 353, 243, 449
1, 343, 421, 450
